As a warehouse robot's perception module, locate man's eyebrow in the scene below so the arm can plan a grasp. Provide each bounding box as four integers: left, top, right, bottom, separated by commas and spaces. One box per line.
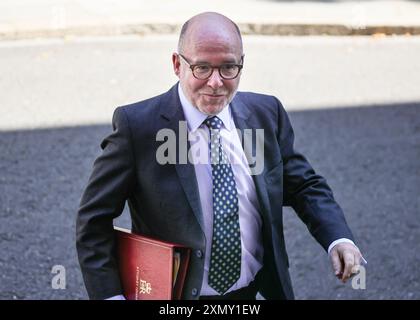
193, 59, 239, 65
192, 60, 210, 65
222, 60, 239, 64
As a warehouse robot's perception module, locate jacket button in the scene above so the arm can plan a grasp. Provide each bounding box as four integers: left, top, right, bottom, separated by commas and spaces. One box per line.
196, 250, 203, 258
191, 288, 198, 296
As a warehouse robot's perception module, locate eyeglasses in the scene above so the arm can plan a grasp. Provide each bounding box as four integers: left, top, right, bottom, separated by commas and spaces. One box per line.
178, 54, 243, 80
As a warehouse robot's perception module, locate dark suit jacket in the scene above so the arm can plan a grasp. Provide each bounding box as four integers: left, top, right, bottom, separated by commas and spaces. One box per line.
76, 83, 354, 300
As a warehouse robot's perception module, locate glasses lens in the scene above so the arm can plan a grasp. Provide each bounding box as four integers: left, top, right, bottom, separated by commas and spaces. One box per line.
193, 65, 212, 79
220, 65, 240, 79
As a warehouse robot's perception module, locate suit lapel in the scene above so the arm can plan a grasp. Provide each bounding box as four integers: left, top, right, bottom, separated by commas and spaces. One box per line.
230, 95, 271, 218
159, 84, 206, 234
158, 86, 272, 234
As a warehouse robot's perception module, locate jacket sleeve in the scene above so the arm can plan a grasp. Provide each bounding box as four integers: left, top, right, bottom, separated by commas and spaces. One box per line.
76, 107, 136, 299
274, 97, 355, 251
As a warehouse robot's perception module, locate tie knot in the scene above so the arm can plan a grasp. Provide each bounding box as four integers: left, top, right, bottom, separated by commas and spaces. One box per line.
204, 116, 223, 130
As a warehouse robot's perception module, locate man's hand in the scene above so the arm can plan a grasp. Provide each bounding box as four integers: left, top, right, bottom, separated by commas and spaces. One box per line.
329, 242, 364, 283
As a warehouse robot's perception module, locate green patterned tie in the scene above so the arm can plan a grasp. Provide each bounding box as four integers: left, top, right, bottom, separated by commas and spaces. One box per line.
205, 116, 241, 294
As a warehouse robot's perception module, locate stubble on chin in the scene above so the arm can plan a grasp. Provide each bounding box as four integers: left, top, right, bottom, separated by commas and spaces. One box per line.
197, 102, 226, 116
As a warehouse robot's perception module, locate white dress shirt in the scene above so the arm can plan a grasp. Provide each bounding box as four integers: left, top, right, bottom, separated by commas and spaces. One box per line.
178, 85, 264, 296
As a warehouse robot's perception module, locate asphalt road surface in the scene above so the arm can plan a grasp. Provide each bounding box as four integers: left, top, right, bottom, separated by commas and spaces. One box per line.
0, 35, 419, 299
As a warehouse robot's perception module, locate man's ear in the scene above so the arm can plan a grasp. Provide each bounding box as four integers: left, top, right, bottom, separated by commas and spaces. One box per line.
172, 53, 181, 78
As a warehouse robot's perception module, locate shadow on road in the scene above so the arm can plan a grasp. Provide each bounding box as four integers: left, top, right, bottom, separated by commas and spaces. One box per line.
0, 101, 419, 299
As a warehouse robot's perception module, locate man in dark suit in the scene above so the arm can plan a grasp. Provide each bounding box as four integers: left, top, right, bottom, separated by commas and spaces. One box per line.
76, 12, 365, 300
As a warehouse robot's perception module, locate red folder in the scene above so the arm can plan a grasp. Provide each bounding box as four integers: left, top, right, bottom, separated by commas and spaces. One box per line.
114, 226, 191, 300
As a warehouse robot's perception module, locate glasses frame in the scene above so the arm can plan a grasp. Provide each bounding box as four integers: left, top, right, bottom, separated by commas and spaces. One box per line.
178, 53, 244, 80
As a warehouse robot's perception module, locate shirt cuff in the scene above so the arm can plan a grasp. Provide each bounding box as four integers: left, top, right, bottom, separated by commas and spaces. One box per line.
105, 294, 126, 300
327, 238, 356, 255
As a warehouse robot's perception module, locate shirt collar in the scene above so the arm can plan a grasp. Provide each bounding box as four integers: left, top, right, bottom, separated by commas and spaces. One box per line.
178, 84, 233, 132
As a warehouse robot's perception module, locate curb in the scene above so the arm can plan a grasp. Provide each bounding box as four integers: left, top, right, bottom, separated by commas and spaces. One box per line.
1, 23, 420, 41
240, 24, 420, 36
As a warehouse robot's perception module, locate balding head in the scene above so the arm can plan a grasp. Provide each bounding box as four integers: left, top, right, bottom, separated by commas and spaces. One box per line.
177, 12, 243, 55
172, 12, 244, 116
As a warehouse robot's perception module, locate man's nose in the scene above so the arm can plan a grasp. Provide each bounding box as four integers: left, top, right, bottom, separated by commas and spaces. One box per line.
206, 69, 223, 89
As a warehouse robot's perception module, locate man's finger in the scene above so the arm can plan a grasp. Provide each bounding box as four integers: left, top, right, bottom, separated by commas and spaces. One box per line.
330, 250, 343, 278
351, 263, 360, 275
354, 252, 361, 267
341, 251, 355, 282
351, 252, 363, 275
